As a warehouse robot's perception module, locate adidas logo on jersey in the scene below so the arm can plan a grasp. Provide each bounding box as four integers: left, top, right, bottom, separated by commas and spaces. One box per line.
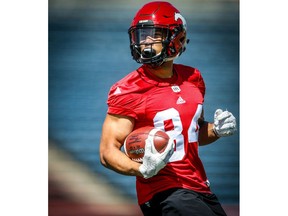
176, 96, 186, 104
114, 87, 122, 95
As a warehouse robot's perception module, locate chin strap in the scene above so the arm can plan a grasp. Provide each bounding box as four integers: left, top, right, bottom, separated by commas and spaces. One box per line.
144, 60, 165, 68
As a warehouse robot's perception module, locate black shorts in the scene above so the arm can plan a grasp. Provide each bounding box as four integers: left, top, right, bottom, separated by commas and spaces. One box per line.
140, 188, 227, 216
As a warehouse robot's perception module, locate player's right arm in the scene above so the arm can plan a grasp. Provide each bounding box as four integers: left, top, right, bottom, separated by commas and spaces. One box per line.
99, 114, 143, 177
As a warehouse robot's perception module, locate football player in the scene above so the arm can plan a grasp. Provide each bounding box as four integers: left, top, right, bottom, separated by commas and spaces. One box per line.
100, 1, 237, 215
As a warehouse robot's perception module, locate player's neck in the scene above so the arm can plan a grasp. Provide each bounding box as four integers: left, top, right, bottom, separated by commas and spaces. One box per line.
146, 61, 174, 79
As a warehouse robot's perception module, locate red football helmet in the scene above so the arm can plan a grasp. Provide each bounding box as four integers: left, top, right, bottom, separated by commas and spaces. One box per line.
128, 1, 189, 66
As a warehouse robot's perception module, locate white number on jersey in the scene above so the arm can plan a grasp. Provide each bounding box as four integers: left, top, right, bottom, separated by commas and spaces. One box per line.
153, 104, 203, 162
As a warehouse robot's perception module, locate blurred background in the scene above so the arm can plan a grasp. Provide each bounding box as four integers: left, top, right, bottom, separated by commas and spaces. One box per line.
49, 0, 239, 215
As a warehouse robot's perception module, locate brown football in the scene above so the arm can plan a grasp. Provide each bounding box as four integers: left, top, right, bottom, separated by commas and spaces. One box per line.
124, 126, 170, 163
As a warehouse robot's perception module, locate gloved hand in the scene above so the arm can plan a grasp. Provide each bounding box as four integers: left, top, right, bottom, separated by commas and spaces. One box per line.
139, 136, 174, 179
213, 109, 237, 137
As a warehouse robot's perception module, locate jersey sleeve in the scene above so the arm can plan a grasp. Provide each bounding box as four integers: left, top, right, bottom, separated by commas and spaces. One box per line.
107, 90, 141, 119
188, 68, 206, 97
106, 76, 146, 120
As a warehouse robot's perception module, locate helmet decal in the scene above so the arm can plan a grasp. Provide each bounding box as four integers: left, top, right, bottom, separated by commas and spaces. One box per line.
175, 13, 187, 30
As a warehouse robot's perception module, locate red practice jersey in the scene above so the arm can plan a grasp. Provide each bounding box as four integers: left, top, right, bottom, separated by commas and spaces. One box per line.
107, 64, 211, 205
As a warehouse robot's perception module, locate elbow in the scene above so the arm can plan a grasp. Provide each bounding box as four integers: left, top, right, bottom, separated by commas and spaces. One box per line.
99, 148, 121, 174
99, 148, 109, 168
100, 156, 107, 168
100, 156, 109, 169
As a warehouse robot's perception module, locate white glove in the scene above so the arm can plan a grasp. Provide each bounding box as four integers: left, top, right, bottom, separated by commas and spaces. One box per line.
139, 136, 174, 179
213, 109, 237, 137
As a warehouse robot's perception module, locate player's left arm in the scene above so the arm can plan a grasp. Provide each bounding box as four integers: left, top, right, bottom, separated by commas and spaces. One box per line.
198, 111, 218, 146
198, 109, 237, 146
